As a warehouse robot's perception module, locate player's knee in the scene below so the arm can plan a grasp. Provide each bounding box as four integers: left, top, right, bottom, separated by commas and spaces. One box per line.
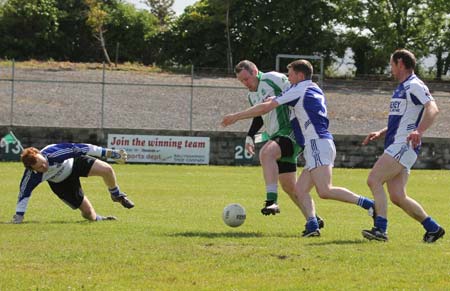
366, 174, 380, 190
281, 183, 296, 196
389, 194, 405, 207
317, 188, 332, 199
101, 163, 114, 176
81, 210, 96, 221
259, 145, 278, 161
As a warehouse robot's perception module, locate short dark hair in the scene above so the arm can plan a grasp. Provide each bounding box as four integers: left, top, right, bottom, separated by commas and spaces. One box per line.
392, 49, 416, 70
235, 60, 257, 74
287, 60, 313, 79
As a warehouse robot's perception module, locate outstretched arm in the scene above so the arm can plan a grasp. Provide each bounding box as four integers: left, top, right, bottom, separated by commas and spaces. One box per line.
44, 143, 127, 164
221, 99, 278, 127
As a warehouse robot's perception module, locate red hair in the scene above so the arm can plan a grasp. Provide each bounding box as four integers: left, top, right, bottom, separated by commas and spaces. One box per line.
21, 147, 40, 169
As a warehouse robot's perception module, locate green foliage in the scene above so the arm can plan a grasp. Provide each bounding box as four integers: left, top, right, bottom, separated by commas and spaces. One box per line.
0, 0, 448, 77
154, 0, 343, 69
144, 0, 175, 27
0, 163, 449, 290
51, 0, 94, 61
229, 0, 341, 69
151, 0, 228, 67
334, 0, 450, 77
0, 0, 159, 63
106, 2, 159, 64
0, 0, 60, 59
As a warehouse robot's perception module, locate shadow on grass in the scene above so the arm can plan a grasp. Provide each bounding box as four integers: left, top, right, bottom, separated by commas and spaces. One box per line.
169, 231, 265, 238
305, 239, 367, 246
0, 220, 98, 225
169, 231, 302, 238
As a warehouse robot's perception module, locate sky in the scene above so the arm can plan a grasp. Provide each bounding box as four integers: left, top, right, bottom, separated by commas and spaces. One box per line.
125, 0, 198, 15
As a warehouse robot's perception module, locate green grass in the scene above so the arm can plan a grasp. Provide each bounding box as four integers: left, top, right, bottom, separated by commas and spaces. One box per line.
0, 163, 449, 290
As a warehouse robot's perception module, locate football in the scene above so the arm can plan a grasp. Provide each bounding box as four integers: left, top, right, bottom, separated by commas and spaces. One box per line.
222, 203, 246, 227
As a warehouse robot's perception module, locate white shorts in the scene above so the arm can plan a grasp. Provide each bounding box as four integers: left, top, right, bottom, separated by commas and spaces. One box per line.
304, 138, 336, 171
384, 142, 417, 170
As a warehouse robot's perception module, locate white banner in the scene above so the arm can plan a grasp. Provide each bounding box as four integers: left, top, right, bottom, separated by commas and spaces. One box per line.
107, 134, 210, 164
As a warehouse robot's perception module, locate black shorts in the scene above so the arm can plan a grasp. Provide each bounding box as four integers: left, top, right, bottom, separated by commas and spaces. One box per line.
272, 136, 294, 158
48, 156, 96, 209
277, 160, 296, 174
272, 136, 297, 174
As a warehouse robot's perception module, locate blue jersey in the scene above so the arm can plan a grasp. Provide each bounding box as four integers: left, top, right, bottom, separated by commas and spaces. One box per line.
16, 143, 104, 215
275, 80, 332, 144
385, 74, 434, 150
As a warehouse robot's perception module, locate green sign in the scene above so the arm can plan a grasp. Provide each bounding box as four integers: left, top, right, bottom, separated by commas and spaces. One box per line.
0, 132, 23, 161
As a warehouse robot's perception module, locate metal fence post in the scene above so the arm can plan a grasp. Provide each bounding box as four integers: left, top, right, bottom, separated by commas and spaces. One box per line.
9, 59, 15, 127
190, 64, 194, 132
101, 62, 106, 129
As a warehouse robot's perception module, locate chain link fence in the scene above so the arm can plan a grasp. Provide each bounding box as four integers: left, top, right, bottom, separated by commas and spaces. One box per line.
1, 60, 449, 137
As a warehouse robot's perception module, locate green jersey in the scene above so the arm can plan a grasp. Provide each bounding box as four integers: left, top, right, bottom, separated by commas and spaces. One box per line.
247, 71, 292, 139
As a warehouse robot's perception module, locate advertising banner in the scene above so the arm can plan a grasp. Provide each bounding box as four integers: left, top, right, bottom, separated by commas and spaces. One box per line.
107, 134, 210, 164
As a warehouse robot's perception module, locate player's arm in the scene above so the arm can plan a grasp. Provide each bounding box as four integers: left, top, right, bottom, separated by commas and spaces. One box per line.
45, 143, 127, 164
245, 116, 264, 155
407, 100, 439, 148
221, 99, 278, 127
362, 127, 387, 145
12, 170, 42, 223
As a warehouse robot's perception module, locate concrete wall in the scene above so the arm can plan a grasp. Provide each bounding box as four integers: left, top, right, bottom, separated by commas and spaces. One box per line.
2, 126, 450, 169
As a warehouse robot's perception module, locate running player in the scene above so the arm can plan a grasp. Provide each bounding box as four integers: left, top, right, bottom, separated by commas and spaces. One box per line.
361, 49, 445, 242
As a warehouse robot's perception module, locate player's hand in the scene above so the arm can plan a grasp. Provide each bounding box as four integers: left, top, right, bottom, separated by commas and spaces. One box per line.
110, 149, 128, 164
12, 214, 24, 224
362, 131, 381, 145
407, 130, 422, 149
221, 114, 238, 127
245, 136, 255, 156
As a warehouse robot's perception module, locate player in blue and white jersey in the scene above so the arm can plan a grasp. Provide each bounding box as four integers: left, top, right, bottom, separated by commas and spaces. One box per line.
361, 49, 445, 243
222, 59, 375, 237
11, 143, 134, 224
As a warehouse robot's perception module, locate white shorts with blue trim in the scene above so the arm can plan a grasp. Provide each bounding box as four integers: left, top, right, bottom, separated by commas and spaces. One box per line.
384, 142, 417, 171
304, 138, 336, 171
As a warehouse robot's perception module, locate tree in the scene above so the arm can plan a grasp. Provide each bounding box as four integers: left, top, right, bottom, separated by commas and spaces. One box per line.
0, 0, 60, 59
153, 0, 342, 70
52, 0, 95, 61
426, 0, 450, 79
150, 0, 228, 67
106, 1, 159, 64
144, 0, 175, 28
334, 0, 450, 77
85, 0, 112, 65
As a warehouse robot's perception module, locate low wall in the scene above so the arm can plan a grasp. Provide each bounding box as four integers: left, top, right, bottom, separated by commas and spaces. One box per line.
2, 126, 450, 169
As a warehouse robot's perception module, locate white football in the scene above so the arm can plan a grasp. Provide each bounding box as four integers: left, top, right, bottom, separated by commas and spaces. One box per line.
222, 203, 246, 227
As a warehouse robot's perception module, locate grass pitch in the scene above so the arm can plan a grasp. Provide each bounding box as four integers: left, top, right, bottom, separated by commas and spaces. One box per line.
0, 163, 448, 290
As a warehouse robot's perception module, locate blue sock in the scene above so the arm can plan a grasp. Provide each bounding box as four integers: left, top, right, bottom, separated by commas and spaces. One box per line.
421, 217, 439, 233
96, 215, 104, 221
375, 216, 388, 233
306, 217, 319, 232
357, 196, 374, 210
109, 186, 120, 197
